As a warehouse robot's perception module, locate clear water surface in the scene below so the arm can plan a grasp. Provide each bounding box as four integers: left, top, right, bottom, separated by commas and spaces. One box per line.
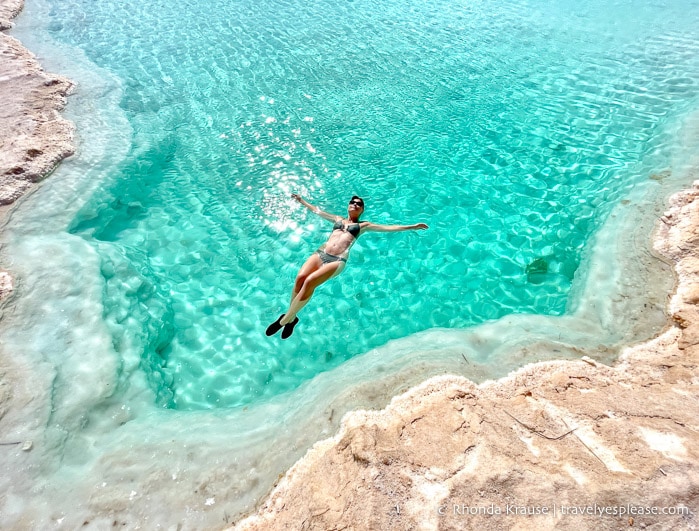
42, 0, 699, 409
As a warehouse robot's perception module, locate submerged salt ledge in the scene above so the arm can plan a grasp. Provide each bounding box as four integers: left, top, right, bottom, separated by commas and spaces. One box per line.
1, 1, 699, 528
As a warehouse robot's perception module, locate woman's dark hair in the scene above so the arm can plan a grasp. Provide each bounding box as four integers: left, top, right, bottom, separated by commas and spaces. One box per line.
350, 195, 364, 207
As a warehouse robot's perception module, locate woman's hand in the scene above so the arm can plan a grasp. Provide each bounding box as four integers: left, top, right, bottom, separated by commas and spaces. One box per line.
291, 193, 302, 202
413, 223, 429, 230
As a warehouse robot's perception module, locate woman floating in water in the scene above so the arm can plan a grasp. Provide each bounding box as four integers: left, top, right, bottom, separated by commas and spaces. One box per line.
266, 194, 429, 339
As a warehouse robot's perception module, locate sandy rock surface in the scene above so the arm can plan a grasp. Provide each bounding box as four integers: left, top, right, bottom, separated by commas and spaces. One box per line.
0, 0, 21, 30
234, 186, 699, 530
0, 0, 74, 209
0, 0, 75, 305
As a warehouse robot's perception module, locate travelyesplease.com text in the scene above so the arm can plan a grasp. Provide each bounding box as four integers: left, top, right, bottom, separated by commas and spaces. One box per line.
437, 503, 690, 517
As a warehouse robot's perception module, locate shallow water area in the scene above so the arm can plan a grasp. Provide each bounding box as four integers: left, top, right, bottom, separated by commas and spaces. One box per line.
1, 0, 699, 527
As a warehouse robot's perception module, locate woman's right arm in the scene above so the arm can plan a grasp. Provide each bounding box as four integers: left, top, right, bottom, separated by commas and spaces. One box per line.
291, 193, 338, 222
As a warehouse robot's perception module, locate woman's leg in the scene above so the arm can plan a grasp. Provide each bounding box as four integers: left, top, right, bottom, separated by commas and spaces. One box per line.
279, 259, 345, 325
267, 254, 326, 336
289, 253, 323, 305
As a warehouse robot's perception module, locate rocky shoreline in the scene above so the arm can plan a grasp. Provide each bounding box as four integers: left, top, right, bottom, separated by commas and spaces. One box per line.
0, 0, 74, 209
0, 0, 75, 300
234, 187, 699, 529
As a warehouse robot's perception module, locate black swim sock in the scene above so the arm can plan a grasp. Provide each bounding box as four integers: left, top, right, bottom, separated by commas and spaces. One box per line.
265, 314, 285, 336
281, 317, 299, 339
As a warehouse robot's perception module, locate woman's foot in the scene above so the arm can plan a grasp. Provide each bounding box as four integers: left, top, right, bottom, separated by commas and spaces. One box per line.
281, 317, 299, 339
265, 314, 285, 336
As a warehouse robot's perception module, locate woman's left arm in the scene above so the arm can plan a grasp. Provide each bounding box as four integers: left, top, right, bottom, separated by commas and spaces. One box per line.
361, 222, 428, 233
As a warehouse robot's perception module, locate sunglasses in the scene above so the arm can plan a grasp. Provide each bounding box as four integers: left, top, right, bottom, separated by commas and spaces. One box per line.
349, 200, 364, 207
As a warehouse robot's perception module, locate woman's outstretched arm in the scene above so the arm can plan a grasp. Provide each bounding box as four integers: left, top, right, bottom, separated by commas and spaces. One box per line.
361, 222, 428, 232
291, 193, 339, 222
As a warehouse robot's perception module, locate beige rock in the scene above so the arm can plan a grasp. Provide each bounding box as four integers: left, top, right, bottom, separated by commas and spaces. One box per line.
684, 283, 699, 304
0, 1, 74, 305
0, 0, 21, 30
0, 1, 75, 210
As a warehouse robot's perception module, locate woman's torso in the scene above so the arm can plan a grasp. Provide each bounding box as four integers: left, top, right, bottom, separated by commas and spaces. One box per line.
321, 218, 363, 257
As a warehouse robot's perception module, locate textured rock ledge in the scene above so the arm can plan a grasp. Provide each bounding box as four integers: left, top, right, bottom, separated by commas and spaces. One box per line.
0, 0, 75, 300
235, 185, 699, 530
0, 0, 74, 207
0, 0, 20, 30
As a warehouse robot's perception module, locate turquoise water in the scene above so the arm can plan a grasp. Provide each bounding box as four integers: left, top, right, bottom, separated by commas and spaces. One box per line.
46, 0, 699, 410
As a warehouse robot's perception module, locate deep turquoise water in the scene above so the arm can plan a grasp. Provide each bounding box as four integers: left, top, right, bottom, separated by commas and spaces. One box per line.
46, 0, 699, 409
